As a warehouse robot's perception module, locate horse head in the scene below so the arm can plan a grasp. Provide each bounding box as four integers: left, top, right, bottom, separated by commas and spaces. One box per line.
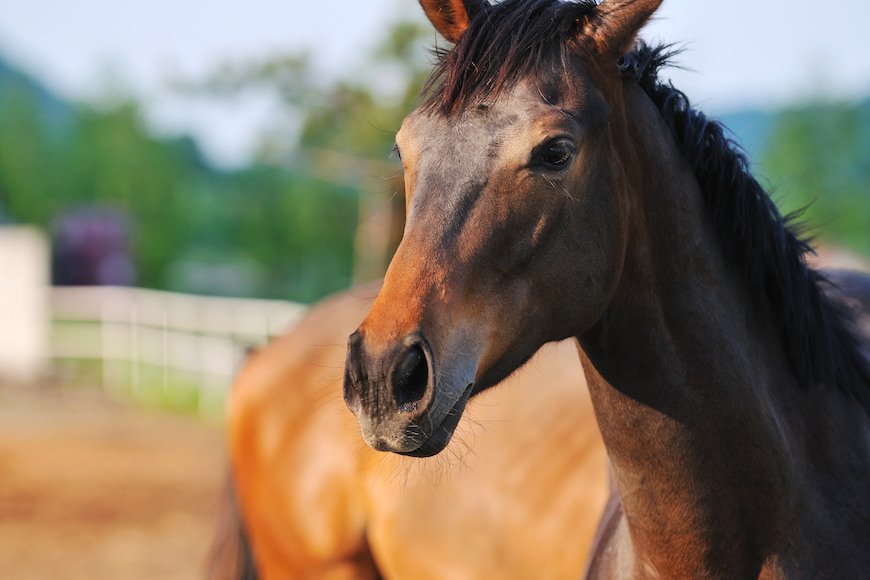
344, 0, 664, 456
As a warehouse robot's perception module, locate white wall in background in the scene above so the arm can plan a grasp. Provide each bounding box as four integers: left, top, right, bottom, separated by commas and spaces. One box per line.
0, 226, 50, 381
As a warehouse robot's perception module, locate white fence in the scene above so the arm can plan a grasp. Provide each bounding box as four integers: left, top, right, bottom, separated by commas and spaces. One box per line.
0, 224, 309, 418
50, 286, 307, 416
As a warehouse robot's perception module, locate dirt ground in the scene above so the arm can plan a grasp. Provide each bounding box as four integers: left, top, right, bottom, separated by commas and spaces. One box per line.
0, 381, 227, 580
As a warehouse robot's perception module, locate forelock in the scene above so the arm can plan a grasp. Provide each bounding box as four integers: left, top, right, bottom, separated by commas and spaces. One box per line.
422, 0, 599, 115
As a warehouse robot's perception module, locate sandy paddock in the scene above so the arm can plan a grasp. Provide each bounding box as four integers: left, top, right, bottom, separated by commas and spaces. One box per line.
0, 381, 226, 580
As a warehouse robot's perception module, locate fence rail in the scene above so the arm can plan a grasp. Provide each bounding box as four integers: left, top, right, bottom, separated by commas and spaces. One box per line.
50, 286, 307, 416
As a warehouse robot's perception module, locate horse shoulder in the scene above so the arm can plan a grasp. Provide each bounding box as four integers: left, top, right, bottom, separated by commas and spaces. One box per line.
228, 287, 382, 578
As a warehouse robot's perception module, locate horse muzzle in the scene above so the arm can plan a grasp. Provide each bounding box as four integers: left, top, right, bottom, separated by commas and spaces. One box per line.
343, 329, 477, 457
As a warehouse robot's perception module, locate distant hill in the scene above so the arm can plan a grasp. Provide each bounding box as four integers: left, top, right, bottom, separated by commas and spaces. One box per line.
0, 55, 72, 136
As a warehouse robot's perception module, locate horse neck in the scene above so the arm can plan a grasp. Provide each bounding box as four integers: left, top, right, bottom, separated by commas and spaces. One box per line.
577, 81, 805, 578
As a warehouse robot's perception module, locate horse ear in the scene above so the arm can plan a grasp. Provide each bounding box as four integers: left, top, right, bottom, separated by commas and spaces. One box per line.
419, 0, 488, 43
586, 0, 664, 56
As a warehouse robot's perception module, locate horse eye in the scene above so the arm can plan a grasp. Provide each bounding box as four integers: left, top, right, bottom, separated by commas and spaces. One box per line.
538, 140, 574, 169
392, 143, 402, 162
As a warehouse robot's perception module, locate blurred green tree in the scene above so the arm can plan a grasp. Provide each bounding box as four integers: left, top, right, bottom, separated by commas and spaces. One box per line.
298, 21, 431, 159
761, 99, 870, 257
0, 58, 361, 301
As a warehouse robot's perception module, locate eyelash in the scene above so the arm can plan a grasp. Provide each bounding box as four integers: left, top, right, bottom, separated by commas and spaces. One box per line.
536, 139, 575, 170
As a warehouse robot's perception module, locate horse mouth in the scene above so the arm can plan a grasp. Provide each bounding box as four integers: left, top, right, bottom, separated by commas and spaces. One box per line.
399, 383, 473, 458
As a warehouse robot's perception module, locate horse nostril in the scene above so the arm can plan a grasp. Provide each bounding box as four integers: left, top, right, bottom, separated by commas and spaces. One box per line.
392, 344, 429, 412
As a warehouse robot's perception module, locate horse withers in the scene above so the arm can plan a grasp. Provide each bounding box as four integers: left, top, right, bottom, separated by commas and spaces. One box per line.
344, 0, 870, 577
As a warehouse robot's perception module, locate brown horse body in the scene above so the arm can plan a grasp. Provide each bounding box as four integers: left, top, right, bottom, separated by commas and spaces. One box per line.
227, 282, 609, 579
344, 0, 870, 578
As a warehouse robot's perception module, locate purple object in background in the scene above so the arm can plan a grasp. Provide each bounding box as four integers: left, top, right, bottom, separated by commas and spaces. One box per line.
52, 207, 136, 286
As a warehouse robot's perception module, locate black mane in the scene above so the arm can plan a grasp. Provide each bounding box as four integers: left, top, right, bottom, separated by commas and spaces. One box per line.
424, 0, 870, 400
622, 44, 870, 401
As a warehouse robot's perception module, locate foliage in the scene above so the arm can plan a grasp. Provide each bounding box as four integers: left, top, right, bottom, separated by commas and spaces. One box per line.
0, 64, 358, 302
299, 21, 432, 159
759, 99, 870, 257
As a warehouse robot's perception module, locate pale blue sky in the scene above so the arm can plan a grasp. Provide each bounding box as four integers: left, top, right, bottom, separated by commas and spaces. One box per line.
1, 0, 868, 166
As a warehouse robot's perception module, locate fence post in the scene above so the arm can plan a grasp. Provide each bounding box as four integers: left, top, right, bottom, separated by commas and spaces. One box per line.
130, 299, 139, 393
0, 226, 50, 382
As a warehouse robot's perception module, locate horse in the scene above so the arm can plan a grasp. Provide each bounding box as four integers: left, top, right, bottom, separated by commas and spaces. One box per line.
213, 281, 611, 579
213, 270, 867, 580
343, 0, 870, 578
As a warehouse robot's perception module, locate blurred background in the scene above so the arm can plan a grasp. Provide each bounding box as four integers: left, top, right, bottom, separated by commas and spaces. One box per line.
0, 0, 867, 577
